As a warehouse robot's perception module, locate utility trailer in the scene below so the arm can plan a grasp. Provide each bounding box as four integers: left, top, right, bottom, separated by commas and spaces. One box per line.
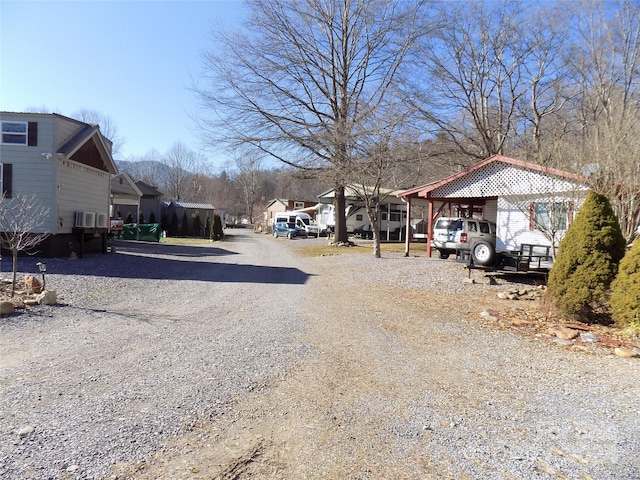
458, 244, 554, 277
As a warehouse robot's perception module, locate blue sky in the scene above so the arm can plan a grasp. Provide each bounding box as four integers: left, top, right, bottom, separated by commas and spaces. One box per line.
0, 0, 246, 166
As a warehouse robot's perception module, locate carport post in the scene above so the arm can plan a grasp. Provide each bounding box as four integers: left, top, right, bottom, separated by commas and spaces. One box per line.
427, 199, 434, 258
404, 196, 411, 257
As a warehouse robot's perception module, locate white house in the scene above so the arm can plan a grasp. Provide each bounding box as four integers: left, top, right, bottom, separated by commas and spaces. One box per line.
399, 155, 591, 257
0, 112, 118, 257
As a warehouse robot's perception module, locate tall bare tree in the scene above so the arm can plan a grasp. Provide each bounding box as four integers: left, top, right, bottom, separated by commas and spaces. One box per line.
561, 0, 640, 243
414, 0, 533, 160
0, 194, 50, 295
73, 109, 126, 159
195, 0, 427, 244
162, 142, 211, 202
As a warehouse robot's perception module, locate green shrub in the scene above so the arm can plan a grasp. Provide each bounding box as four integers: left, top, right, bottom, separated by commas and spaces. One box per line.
193, 211, 201, 237
547, 190, 626, 322
169, 211, 179, 236
180, 212, 189, 237
125, 211, 133, 224
138, 210, 145, 224
212, 213, 224, 241
610, 239, 640, 330
149, 210, 156, 224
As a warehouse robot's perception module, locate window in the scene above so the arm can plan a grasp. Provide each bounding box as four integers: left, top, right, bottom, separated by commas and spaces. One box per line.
467, 221, 477, 232
1, 121, 37, 146
2, 122, 27, 144
356, 214, 363, 221
479, 222, 490, 234
294, 202, 304, 209
532, 202, 569, 231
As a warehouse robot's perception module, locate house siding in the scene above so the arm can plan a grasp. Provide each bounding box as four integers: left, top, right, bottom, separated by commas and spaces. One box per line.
0, 113, 57, 232
56, 158, 110, 233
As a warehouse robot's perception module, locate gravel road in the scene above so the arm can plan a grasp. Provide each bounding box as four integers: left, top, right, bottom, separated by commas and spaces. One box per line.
1, 231, 639, 479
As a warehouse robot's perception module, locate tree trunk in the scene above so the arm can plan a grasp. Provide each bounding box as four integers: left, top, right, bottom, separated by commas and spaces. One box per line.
11, 249, 18, 297
334, 185, 348, 244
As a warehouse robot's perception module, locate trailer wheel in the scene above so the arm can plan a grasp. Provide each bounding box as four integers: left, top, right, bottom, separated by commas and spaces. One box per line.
471, 241, 495, 266
438, 250, 450, 259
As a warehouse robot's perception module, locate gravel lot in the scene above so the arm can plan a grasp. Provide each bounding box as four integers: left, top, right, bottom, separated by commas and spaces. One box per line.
1, 231, 639, 479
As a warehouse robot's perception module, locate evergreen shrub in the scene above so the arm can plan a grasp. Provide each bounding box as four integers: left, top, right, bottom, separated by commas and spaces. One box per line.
610, 239, 640, 330
213, 213, 224, 241
547, 190, 626, 322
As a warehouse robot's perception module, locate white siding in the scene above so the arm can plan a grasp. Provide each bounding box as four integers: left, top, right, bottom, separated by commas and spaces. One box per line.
0, 113, 57, 232
496, 193, 587, 252
483, 198, 498, 222
56, 158, 110, 233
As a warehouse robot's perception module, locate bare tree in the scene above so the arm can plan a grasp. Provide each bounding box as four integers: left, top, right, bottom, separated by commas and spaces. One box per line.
0, 194, 50, 295
195, 0, 427, 244
414, 0, 533, 159
561, 0, 640, 243
73, 109, 126, 159
162, 142, 211, 202
234, 156, 264, 223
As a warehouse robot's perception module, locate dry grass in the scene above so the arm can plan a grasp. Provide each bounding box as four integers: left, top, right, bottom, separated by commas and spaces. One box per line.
294, 240, 430, 257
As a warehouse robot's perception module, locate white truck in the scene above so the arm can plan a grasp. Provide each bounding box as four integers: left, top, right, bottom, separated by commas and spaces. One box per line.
274, 212, 319, 237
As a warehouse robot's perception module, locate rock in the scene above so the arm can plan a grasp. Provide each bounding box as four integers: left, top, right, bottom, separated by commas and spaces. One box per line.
579, 332, 600, 343
463, 278, 475, 284
18, 425, 35, 437
24, 274, 43, 294
614, 347, 639, 358
497, 292, 508, 299
553, 338, 574, 346
0, 301, 14, 315
35, 290, 57, 305
548, 325, 580, 340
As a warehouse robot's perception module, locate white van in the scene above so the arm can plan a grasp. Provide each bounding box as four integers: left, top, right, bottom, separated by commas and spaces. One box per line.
274, 212, 319, 236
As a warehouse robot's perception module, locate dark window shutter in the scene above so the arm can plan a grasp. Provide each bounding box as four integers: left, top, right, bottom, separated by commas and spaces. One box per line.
28, 122, 38, 146
2, 163, 12, 198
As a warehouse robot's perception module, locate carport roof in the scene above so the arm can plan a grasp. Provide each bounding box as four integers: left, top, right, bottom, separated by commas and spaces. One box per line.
399, 154, 587, 199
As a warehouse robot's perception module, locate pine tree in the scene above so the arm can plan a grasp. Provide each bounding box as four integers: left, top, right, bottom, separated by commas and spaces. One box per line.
149, 210, 156, 224
610, 240, 640, 330
181, 212, 189, 237
213, 213, 224, 241
547, 190, 626, 322
169, 211, 179, 237
125, 211, 134, 224
138, 210, 145, 224
193, 211, 201, 237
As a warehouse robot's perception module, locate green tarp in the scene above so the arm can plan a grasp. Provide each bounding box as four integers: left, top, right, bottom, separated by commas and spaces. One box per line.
122, 223, 162, 242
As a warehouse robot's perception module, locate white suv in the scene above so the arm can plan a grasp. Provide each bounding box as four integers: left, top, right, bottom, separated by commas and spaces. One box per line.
431, 217, 497, 265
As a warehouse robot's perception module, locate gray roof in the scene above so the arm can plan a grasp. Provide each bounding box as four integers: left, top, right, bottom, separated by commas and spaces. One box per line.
171, 201, 215, 210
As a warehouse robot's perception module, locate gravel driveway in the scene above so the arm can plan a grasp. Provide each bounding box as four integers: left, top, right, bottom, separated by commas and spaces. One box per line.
1, 231, 639, 479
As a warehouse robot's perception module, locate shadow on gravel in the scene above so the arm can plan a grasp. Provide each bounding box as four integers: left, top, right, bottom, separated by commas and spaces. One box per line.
5, 241, 310, 285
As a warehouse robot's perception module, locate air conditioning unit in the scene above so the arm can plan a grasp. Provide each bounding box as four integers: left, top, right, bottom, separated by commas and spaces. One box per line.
74, 211, 96, 228
96, 213, 108, 228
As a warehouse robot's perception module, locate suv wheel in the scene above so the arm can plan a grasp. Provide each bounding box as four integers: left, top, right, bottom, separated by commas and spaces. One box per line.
273, 230, 278, 238
472, 240, 495, 266
438, 250, 450, 259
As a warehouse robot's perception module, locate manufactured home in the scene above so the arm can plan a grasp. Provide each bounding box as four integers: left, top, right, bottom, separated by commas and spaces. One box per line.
317, 186, 409, 240
0, 112, 118, 257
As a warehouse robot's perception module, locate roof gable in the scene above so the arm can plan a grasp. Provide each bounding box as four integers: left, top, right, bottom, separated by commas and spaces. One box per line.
57, 124, 117, 174
400, 155, 589, 199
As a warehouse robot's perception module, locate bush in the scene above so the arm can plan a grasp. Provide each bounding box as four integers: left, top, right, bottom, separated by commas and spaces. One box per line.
149, 210, 156, 224
169, 211, 179, 237
610, 240, 640, 330
180, 212, 189, 237
193, 211, 201, 237
547, 190, 626, 322
125, 211, 134, 224
212, 213, 224, 241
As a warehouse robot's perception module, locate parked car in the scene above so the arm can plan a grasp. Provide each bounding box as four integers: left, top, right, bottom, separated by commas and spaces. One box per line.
273, 221, 297, 239
431, 217, 497, 265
